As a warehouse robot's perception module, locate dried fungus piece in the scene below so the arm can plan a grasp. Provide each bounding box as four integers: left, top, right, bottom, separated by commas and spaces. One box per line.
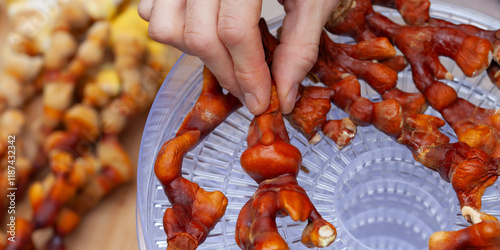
417, 143, 500, 211
372, 0, 500, 89
41, 20, 111, 135
286, 85, 333, 143
370, 12, 500, 157
427, 18, 500, 65
175, 67, 242, 139
326, 0, 376, 41
326, 0, 500, 157
236, 86, 336, 249
322, 118, 357, 149
154, 66, 240, 249
236, 175, 336, 249
429, 220, 500, 250
371, 0, 430, 25
489, 63, 500, 89
312, 31, 426, 115
155, 131, 228, 250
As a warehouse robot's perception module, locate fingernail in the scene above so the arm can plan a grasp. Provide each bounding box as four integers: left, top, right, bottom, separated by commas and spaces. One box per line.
282, 87, 298, 114
245, 92, 259, 114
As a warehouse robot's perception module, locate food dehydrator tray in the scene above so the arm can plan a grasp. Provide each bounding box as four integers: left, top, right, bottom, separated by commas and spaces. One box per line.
137, 2, 500, 249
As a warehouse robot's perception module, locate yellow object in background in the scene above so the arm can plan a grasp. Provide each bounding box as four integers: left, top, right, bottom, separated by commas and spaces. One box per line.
0, 1, 181, 249
86, 0, 143, 21
110, 3, 149, 47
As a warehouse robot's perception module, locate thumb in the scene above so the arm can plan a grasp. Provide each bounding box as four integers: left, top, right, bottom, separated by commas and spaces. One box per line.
272, 0, 338, 114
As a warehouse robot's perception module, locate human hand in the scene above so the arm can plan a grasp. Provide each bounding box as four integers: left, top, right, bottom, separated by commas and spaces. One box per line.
138, 0, 339, 115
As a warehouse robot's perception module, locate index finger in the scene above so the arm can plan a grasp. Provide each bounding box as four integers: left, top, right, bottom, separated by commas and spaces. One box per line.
218, 0, 271, 115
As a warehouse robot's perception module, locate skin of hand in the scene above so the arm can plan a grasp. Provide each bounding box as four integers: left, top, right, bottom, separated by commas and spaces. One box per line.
138, 0, 339, 115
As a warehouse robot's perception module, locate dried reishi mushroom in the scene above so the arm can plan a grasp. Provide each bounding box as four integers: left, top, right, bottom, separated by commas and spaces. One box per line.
158, 134, 228, 249
371, 0, 431, 25
373, 0, 500, 88
236, 176, 336, 249
322, 118, 357, 149
326, 0, 500, 157
155, 130, 227, 250
153, 66, 240, 249
489, 63, 500, 89
313, 31, 426, 113
427, 16, 500, 65
416, 142, 500, 210
175, 67, 242, 139
286, 85, 333, 143
312, 31, 426, 115
237, 85, 336, 249
429, 220, 500, 250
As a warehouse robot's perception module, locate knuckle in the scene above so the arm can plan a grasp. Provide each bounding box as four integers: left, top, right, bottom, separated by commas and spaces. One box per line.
295, 44, 319, 69
184, 30, 216, 56
234, 68, 262, 89
137, 2, 151, 21
218, 16, 246, 47
148, 23, 178, 45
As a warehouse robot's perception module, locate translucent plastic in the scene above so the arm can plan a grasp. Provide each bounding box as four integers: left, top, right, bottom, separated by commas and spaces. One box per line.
333, 148, 457, 250
137, 2, 500, 249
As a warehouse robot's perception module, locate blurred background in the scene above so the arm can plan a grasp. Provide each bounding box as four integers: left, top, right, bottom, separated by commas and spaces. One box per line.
0, 0, 181, 249
0, 0, 498, 249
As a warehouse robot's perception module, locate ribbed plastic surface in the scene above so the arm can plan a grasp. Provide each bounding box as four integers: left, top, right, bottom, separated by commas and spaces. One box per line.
137, 2, 500, 249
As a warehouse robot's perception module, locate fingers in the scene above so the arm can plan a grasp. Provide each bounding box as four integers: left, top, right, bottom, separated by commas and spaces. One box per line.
184, 0, 242, 100
138, 0, 154, 21
219, 0, 271, 115
145, 0, 238, 93
272, 0, 339, 114
147, 0, 188, 51
143, 0, 335, 116
141, 0, 271, 115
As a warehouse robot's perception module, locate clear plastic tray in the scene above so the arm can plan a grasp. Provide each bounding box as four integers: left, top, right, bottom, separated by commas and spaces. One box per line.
137, 2, 500, 249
